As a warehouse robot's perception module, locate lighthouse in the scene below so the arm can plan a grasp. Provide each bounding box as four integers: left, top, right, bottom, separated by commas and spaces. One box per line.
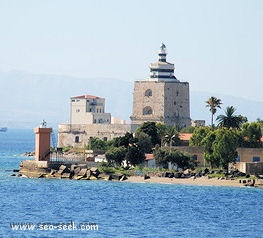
131, 43, 191, 130
149, 43, 178, 82
34, 120, 52, 162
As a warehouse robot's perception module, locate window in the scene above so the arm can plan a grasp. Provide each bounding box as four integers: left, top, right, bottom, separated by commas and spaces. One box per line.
75, 136, 79, 143
145, 89, 152, 97
103, 137, 107, 141
143, 106, 153, 115
76, 109, 80, 112
253, 156, 260, 162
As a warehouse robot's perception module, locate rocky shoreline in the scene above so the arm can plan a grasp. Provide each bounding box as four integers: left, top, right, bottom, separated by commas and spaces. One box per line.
18, 161, 127, 181
16, 160, 263, 188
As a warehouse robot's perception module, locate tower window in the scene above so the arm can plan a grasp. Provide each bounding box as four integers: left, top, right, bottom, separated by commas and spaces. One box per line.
143, 106, 153, 115
145, 89, 152, 97
75, 136, 79, 143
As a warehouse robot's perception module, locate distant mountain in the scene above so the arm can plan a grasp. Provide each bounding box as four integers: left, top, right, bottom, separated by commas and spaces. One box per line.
0, 71, 262, 128
0, 71, 133, 128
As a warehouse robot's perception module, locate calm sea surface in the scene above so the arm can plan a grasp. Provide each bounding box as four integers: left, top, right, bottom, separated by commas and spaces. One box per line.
0, 129, 263, 238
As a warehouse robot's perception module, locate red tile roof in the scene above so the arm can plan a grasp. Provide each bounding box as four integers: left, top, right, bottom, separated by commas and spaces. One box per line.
145, 154, 154, 161
72, 95, 102, 99
179, 133, 193, 141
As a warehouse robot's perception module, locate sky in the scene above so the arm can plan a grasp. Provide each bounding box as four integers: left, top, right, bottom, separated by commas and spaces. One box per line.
0, 0, 263, 101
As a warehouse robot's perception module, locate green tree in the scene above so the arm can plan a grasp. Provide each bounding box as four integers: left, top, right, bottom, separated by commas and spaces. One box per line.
154, 147, 196, 170
136, 122, 160, 147
180, 126, 195, 133
105, 146, 127, 166
193, 128, 239, 169
256, 118, 263, 135
240, 122, 262, 148
156, 123, 167, 146
163, 126, 179, 148
212, 128, 239, 170
205, 96, 222, 127
154, 147, 170, 169
135, 131, 152, 153
113, 132, 133, 148
170, 150, 196, 170
125, 144, 145, 166
216, 106, 245, 129
89, 137, 107, 151
189, 126, 212, 146
156, 123, 179, 147
202, 130, 219, 168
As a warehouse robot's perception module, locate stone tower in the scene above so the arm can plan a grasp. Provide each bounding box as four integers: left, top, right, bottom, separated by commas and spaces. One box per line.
131, 43, 191, 130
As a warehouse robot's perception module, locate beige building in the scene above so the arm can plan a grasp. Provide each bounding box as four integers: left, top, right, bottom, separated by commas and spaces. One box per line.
58, 123, 130, 148
131, 43, 191, 130
175, 146, 263, 169
70, 95, 111, 124
58, 94, 131, 148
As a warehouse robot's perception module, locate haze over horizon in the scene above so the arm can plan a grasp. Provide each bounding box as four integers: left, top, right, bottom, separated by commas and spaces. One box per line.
0, 1, 262, 128
1, 70, 263, 129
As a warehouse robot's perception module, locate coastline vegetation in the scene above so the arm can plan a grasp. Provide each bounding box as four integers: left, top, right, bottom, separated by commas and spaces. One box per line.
56, 96, 263, 177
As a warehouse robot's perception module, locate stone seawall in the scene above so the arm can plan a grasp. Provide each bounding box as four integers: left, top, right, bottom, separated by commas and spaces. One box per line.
19, 160, 127, 181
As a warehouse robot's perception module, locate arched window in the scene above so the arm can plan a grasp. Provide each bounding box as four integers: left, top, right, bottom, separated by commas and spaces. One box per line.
145, 89, 152, 97
143, 106, 153, 115
75, 136, 79, 143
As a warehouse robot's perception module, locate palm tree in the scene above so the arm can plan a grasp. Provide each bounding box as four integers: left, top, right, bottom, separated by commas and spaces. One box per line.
216, 106, 244, 129
205, 96, 222, 127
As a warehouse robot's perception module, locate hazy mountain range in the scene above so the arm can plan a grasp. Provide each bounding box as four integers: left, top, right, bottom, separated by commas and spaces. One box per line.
1, 71, 262, 128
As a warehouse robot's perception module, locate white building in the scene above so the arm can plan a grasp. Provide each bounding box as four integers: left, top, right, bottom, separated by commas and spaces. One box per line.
70, 95, 111, 125
58, 94, 131, 148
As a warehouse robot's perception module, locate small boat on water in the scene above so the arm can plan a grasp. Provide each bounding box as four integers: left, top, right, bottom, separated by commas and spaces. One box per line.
0, 127, 7, 132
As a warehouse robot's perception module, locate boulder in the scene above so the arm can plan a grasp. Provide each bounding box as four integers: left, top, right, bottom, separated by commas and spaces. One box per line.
183, 169, 191, 175
89, 176, 98, 180
73, 167, 81, 176
70, 164, 78, 172
164, 172, 174, 178
78, 164, 88, 169
78, 168, 88, 177
174, 172, 182, 178
49, 169, 56, 176
144, 174, 150, 180
120, 175, 127, 181
59, 165, 67, 171
90, 167, 100, 177
111, 173, 123, 180
106, 175, 112, 180
86, 169, 91, 178
61, 173, 71, 179
75, 175, 84, 180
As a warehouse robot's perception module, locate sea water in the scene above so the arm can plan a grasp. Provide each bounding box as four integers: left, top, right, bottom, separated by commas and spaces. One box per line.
0, 129, 263, 238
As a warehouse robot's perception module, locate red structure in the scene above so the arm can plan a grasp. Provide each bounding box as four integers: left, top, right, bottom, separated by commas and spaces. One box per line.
34, 127, 52, 162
